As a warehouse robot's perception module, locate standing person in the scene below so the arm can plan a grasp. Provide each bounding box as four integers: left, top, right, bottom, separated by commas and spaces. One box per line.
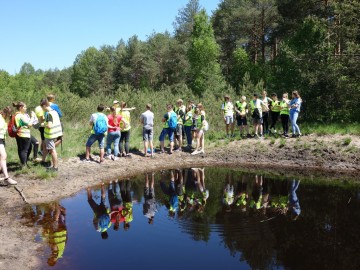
41, 100, 63, 171
235, 96, 251, 138
0, 106, 17, 185
47, 94, 63, 147
143, 172, 157, 224
85, 104, 108, 163
269, 93, 281, 134
183, 104, 194, 150
191, 103, 207, 155
261, 90, 272, 135
105, 106, 123, 161
288, 179, 301, 220
249, 94, 267, 139
13, 102, 34, 167
159, 104, 177, 154
140, 104, 154, 157
289, 91, 302, 138
279, 93, 290, 137
223, 173, 235, 212
108, 180, 124, 231
222, 95, 235, 138
118, 102, 135, 158
35, 100, 46, 157
174, 99, 186, 151
120, 180, 133, 231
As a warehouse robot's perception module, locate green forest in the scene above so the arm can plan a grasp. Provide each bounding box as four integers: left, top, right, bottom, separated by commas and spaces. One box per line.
1, 0, 359, 125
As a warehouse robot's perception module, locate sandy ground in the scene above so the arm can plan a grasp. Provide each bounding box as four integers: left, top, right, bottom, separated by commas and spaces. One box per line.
0, 134, 359, 269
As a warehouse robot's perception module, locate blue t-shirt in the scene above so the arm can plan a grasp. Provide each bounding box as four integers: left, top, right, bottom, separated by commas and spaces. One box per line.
289, 98, 301, 113
50, 103, 63, 118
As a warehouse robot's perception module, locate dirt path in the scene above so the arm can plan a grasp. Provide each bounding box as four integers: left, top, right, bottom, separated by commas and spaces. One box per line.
1, 134, 359, 269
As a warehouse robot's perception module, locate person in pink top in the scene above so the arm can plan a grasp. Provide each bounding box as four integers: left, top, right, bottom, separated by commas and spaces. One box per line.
106, 106, 124, 161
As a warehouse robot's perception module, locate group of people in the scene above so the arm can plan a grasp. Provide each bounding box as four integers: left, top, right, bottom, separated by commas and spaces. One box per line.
222, 90, 302, 139
0, 94, 63, 185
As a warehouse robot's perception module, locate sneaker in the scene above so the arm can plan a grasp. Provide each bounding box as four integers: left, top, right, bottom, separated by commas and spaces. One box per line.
198, 149, 205, 154
291, 134, 297, 138
174, 148, 182, 152
125, 154, 132, 158
46, 167, 58, 172
83, 158, 91, 163
33, 157, 43, 162
4, 177, 17, 185
247, 134, 252, 138
105, 155, 112, 160
191, 150, 199, 155
113, 157, 118, 161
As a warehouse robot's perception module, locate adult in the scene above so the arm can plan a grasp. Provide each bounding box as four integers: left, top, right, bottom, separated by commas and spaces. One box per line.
174, 99, 186, 151
47, 94, 63, 147
269, 93, 281, 134
191, 103, 207, 155
234, 96, 251, 138
13, 102, 33, 167
118, 102, 135, 158
222, 95, 235, 138
183, 104, 194, 150
105, 106, 123, 161
279, 93, 290, 137
140, 103, 154, 157
159, 104, 177, 154
85, 104, 108, 163
41, 100, 63, 171
143, 172, 157, 224
261, 90, 272, 135
289, 90, 302, 138
250, 94, 267, 138
0, 106, 17, 185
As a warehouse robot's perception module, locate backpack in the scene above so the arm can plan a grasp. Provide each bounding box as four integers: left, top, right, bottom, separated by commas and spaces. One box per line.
167, 112, 177, 130
93, 113, 108, 135
7, 114, 18, 138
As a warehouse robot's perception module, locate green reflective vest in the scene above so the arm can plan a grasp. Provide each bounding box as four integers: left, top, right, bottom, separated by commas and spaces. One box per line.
44, 110, 63, 139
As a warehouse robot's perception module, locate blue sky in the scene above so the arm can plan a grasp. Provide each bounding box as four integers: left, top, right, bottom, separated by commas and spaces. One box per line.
0, 0, 220, 74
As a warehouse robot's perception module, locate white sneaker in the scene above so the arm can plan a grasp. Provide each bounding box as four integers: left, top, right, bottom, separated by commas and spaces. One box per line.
105, 155, 112, 160
191, 150, 199, 155
198, 149, 205, 154
113, 157, 118, 161
5, 178, 17, 185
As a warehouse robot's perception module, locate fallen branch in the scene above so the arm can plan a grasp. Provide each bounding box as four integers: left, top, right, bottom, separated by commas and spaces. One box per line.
14, 186, 29, 204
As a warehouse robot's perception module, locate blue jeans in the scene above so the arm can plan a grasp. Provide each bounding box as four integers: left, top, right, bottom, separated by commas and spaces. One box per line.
290, 111, 301, 135
184, 125, 192, 146
106, 131, 120, 156
86, 134, 105, 149
159, 128, 175, 142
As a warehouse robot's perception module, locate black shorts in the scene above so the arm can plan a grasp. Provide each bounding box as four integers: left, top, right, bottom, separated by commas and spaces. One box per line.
236, 117, 247, 126
39, 127, 45, 141
0, 138, 5, 146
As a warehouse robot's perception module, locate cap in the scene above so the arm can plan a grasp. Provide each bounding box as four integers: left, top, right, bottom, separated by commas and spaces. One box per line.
224, 95, 230, 99
113, 100, 119, 104
177, 99, 183, 103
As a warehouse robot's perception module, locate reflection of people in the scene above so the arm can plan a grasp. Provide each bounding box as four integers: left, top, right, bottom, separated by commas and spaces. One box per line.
160, 170, 178, 217
188, 168, 208, 212
250, 175, 263, 210
120, 180, 133, 230
41, 202, 67, 267
223, 173, 234, 212
143, 172, 157, 224
108, 180, 124, 231
87, 184, 111, 239
288, 179, 301, 220
235, 175, 249, 211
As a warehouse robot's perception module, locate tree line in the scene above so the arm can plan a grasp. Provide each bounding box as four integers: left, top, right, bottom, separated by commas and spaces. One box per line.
0, 0, 359, 122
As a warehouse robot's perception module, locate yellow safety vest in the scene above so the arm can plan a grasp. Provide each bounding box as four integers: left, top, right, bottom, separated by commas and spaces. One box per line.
175, 105, 186, 125
184, 111, 193, 126
119, 110, 131, 131
222, 102, 234, 115
271, 100, 281, 112
15, 113, 31, 138
0, 114, 6, 139
236, 101, 247, 115
49, 229, 67, 259
280, 100, 290, 115
44, 110, 63, 139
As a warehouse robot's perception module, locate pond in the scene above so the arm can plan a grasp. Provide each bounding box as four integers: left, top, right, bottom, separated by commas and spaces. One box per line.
20, 167, 360, 270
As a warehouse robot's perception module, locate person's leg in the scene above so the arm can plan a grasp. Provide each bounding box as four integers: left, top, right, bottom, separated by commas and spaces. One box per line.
0, 144, 9, 178
184, 126, 192, 147
230, 118, 235, 136
284, 115, 289, 135
105, 133, 113, 156
17, 137, 31, 166
98, 135, 105, 161
168, 129, 174, 154
85, 134, 97, 160
50, 149, 58, 168
113, 132, 120, 158
31, 136, 39, 159
119, 132, 125, 156
159, 129, 167, 152
292, 112, 301, 135
26, 138, 32, 163
124, 130, 130, 155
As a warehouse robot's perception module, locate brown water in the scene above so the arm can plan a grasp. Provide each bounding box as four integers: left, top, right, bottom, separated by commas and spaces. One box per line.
20, 167, 360, 270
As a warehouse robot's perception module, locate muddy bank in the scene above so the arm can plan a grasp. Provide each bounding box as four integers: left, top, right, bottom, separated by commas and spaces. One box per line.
0, 134, 359, 269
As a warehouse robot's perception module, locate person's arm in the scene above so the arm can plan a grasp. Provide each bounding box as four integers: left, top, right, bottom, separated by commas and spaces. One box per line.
44, 113, 53, 128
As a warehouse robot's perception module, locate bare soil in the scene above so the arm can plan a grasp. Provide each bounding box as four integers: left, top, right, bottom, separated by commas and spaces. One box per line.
1, 134, 360, 269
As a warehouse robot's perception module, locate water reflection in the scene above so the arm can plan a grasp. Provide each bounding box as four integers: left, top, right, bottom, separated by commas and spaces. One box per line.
20, 167, 360, 270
